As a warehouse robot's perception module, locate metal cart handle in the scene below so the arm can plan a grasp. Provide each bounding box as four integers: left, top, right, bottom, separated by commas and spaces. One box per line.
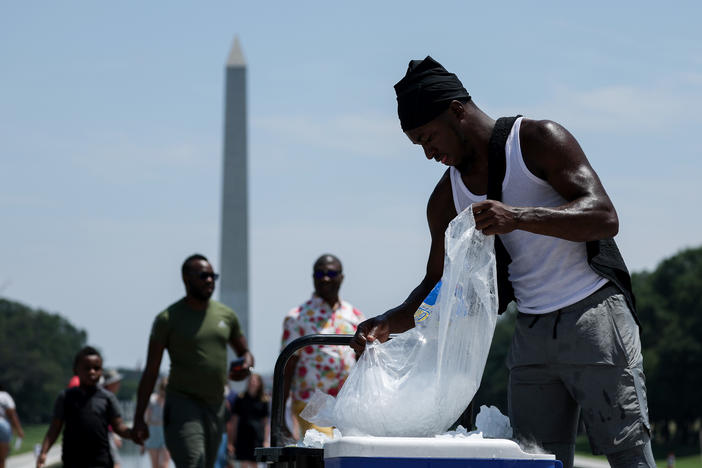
270, 334, 353, 448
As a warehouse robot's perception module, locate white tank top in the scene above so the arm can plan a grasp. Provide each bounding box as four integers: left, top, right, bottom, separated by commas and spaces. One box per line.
449, 117, 607, 314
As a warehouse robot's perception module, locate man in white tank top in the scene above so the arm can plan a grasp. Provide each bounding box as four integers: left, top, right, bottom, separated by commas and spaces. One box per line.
350, 57, 654, 468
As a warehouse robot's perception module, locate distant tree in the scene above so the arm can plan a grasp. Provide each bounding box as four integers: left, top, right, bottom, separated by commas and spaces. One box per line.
633, 246, 702, 444
0, 298, 87, 423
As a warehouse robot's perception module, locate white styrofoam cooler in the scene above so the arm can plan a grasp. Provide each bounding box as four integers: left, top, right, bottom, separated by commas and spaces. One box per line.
324, 437, 561, 468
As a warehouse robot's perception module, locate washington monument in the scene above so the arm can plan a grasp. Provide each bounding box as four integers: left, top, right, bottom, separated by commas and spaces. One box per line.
220, 36, 249, 339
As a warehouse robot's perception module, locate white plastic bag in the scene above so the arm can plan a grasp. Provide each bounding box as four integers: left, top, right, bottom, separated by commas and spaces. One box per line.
302, 205, 498, 436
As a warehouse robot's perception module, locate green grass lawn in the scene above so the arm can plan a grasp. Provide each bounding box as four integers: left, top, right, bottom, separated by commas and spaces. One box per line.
655, 454, 702, 468
576, 434, 702, 467
11, 423, 50, 456
573, 451, 701, 466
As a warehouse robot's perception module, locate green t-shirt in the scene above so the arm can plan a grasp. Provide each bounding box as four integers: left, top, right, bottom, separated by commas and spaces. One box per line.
151, 298, 242, 405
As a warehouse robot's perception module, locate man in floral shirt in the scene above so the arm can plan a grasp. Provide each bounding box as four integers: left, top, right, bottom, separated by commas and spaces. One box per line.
281, 254, 364, 438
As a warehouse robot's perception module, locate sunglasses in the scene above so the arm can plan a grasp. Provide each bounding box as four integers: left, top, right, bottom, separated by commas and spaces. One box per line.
313, 270, 341, 279
192, 272, 220, 281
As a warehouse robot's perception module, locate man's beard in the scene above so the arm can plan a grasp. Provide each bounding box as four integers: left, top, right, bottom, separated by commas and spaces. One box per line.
190, 287, 213, 301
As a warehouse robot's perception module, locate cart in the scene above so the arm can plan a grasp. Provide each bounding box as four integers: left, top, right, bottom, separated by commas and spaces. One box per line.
254, 334, 477, 467
255, 334, 352, 467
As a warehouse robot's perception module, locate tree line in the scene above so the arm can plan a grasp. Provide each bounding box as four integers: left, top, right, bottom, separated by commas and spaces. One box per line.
0, 299, 143, 423
0, 299, 87, 423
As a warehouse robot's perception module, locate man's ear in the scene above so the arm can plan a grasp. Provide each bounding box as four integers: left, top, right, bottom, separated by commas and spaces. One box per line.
448, 100, 466, 119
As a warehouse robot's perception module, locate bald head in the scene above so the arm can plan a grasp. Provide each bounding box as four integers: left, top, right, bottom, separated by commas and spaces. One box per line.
313, 254, 342, 271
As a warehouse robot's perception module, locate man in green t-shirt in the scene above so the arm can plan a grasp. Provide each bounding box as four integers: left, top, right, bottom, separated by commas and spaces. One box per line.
133, 254, 254, 468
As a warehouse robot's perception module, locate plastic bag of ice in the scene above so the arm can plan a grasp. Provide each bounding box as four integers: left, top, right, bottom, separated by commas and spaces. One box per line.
301, 206, 498, 436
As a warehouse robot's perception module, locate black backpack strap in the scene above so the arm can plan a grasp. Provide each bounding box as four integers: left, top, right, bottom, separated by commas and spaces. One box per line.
587, 238, 640, 326
487, 116, 519, 202
487, 116, 521, 314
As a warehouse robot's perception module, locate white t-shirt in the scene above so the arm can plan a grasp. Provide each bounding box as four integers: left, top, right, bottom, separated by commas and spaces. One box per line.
0, 391, 16, 420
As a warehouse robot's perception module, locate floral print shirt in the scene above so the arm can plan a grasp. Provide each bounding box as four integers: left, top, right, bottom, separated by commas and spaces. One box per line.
281, 294, 364, 403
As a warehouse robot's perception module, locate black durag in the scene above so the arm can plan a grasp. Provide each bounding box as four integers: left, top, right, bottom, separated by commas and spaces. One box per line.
394, 56, 470, 131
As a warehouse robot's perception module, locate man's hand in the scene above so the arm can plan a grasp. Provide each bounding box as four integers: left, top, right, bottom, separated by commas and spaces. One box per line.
472, 200, 522, 236
229, 351, 254, 381
132, 418, 149, 445
350, 315, 390, 356
123, 428, 141, 446
36, 452, 47, 468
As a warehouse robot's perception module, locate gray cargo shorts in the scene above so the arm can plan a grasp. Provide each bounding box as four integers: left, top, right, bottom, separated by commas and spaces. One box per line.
506, 284, 651, 455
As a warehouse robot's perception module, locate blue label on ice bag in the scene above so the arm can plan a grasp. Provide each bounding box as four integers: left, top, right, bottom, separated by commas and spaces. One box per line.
414, 280, 442, 323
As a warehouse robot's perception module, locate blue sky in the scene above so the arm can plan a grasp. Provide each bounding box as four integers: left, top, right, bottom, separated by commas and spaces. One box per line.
1, 2, 700, 375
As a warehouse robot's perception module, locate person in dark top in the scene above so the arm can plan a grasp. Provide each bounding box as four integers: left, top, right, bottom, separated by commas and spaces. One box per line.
133, 254, 253, 468
230, 374, 269, 467
37, 346, 138, 468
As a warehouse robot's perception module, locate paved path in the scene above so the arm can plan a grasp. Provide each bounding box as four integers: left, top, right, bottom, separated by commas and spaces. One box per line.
7, 445, 61, 468
574, 454, 610, 467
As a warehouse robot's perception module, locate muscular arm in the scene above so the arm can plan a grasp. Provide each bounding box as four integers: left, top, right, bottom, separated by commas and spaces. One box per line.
385, 180, 454, 330
132, 339, 165, 443
351, 172, 456, 352
473, 119, 618, 242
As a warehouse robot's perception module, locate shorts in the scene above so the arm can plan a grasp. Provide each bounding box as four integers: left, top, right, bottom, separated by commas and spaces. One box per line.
0, 418, 11, 443
145, 425, 166, 449
507, 284, 651, 455
163, 392, 225, 468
